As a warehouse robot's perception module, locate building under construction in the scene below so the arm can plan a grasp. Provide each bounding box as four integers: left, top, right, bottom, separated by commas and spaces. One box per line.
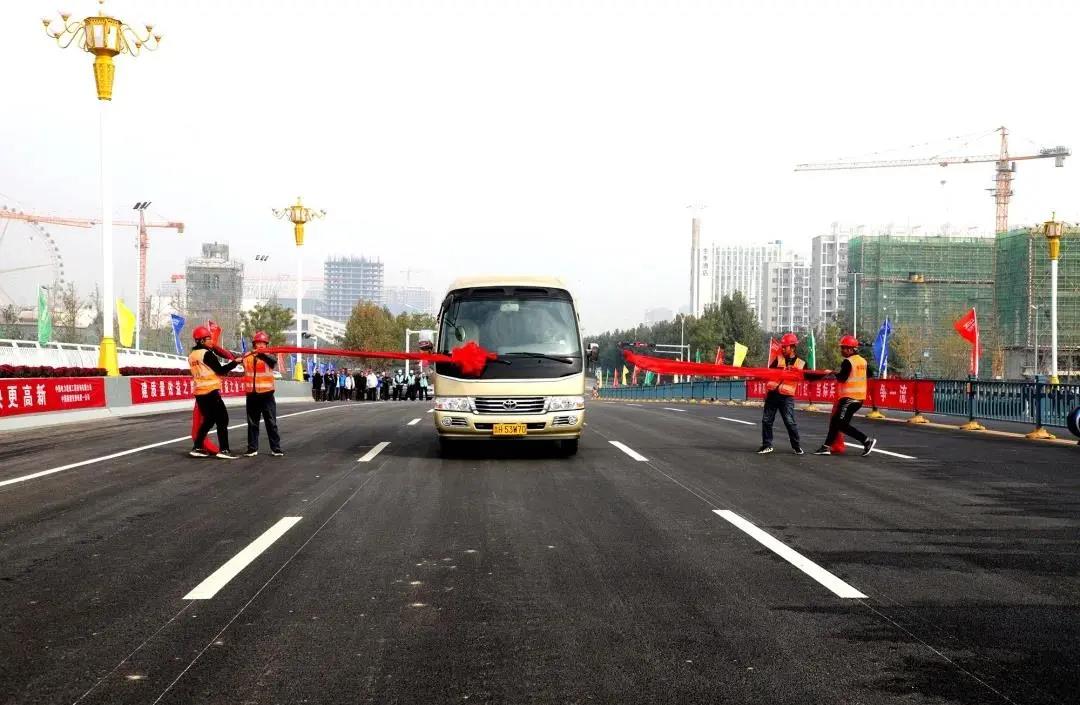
185, 243, 244, 348
847, 234, 996, 376
994, 229, 1080, 379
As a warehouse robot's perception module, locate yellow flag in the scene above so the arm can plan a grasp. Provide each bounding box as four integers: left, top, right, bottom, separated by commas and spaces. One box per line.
732, 342, 748, 367
622, 365, 629, 385
116, 299, 136, 348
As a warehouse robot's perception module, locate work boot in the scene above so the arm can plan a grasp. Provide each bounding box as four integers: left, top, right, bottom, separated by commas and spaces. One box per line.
862, 438, 877, 457
756, 445, 774, 455
813, 445, 831, 455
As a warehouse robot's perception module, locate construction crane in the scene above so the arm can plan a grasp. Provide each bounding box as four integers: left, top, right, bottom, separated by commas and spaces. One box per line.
0, 204, 184, 346
795, 127, 1069, 234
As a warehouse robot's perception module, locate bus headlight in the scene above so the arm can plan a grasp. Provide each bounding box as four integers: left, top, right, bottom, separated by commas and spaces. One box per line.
546, 396, 585, 412
435, 397, 473, 412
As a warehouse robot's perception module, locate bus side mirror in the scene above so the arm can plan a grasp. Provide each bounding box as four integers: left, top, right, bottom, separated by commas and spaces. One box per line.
418, 329, 435, 352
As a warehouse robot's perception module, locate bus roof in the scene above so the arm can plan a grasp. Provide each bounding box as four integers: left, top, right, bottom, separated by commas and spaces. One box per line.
446, 275, 571, 293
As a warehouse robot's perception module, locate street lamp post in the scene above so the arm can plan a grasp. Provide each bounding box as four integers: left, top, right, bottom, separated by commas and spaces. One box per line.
851, 272, 860, 338
1040, 215, 1064, 384
302, 331, 318, 366
43, 0, 161, 375
273, 197, 325, 381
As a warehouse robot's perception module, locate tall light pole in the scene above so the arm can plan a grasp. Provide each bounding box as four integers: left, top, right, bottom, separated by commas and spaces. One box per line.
302, 331, 318, 366
43, 0, 161, 375
851, 272, 860, 338
132, 200, 150, 350
1031, 303, 1040, 376
273, 197, 325, 380
1040, 214, 1064, 383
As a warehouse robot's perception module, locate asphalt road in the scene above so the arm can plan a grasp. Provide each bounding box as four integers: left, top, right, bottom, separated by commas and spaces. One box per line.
1, 398, 1078, 705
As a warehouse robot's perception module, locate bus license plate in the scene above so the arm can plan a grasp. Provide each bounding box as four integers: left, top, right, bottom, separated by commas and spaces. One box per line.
493, 423, 527, 436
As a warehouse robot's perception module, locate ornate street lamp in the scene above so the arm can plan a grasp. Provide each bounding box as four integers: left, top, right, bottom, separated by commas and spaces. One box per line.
273, 198, 325, 380
1040, 214, 1064, 384
42, 0, 161, 375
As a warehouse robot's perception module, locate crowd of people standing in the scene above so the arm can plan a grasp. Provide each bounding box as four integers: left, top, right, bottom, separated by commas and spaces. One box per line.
310, 367, 430, 402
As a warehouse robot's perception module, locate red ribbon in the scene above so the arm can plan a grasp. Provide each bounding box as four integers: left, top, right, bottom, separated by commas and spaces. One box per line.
622, 348, 805, 385
253, 340, 498, 378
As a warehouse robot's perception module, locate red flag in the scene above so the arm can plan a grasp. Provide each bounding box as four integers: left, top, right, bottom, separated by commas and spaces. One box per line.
953, 308, 980, 375
767, 338, 781, 367
714, 346, 725, 365
208, 320, 223, 348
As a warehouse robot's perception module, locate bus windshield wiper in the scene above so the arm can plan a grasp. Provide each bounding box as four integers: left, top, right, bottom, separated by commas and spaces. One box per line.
500, 352, 576, 364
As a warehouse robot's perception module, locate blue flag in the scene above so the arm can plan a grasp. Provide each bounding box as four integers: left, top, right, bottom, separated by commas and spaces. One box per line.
240, 337, 248, 354
307, 359, 315, 376
170, 313, 186, 355
872, 318, 892, 378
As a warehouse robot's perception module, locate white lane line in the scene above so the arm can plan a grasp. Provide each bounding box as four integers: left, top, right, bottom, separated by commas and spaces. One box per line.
843, 442, 916, 460
610, 441, 648, 462
183, 517, 303, 600
663, 407, 687, 412
713, 510, 867, 599
407, 418, 422, 426
626, 403, 642, 407
718, 416, 755, 426
358, 442, 390, 462
426, 408, 434, 414
0, 405, 345, 489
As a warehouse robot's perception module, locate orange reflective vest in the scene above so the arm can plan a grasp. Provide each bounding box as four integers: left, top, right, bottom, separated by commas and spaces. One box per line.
839, 354, 868, 401
243, 354, 276, 394
188, 349, 221, 396
766, 356, 805, 396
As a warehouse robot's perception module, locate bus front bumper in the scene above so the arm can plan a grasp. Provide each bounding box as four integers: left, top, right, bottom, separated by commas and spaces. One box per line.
433, 409, 585, 440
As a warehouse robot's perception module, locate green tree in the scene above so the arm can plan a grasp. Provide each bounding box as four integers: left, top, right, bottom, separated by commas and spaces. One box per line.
688, 303, 726, 360
54, 282, 83, 344
342, 302, 399, 353
239, 298, 295, 346
889, 323, 924, 376
0, 304, 22, 340
719, 292, 763, 365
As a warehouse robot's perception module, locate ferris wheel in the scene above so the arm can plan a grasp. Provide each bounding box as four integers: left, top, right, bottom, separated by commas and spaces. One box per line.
0, 200, 66, 309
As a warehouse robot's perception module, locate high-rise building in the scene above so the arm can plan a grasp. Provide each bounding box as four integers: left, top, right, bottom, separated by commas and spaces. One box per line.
689, 214, 710, 317
384, 285, 435, 316
324, 256, 384, 321
995, 228, 1080, 379
712, 240, 783, 323
643, 307, 674, 325
761, 256, 810, 333
809, 226, 850, 328
185, 243, 244, 347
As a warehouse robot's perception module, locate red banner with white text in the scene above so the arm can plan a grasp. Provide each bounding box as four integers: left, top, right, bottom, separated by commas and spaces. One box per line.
130, 376, 247, 404
747, 378, 935, 412
0, 377, 106, 417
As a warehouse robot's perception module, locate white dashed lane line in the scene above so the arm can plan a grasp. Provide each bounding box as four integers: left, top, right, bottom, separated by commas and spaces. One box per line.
718, 416, 755, 426
358, 442, 390, 462
610, 441, 648, 462
713, 510, 867, 599
407, 418, 422, 426
183, 517, 303, 600
663, 407, 687, 413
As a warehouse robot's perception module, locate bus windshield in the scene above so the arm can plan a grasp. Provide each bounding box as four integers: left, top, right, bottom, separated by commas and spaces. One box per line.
437, 288, 583, 378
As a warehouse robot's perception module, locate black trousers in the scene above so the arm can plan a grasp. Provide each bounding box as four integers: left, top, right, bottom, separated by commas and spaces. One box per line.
762, 391, 800, 448
194, 390, 229, 452
824, 397, 868, 446
246, 392, 281, 452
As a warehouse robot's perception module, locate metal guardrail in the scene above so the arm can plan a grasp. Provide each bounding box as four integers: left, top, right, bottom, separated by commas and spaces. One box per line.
598, 380, 747, 403
599, 378, 1080, 430
0, 339, 188, 370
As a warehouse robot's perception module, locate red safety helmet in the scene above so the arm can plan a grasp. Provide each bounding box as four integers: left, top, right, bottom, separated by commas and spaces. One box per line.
192, 325, 212, 341
780, 333, 799, 346
839, 334, 860, 348
253, 331, 270, 344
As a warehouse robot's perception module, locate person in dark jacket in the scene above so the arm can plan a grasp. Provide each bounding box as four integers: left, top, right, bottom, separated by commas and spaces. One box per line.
312, 370, 323, 401
188, 326, 240, 459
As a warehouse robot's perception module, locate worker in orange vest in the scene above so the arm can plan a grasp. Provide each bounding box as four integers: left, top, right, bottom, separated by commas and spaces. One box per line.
758, 332, 806, 455
189, 325, 240, 459
814, 335, 877, 456
242, 331, 283, 457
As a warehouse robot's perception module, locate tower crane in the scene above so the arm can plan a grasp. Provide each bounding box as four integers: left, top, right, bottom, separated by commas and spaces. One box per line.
795, 127, 1069, 234
0, 205, 184, 348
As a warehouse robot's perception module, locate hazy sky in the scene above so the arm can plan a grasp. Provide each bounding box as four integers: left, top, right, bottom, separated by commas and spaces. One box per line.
4, 0, 1079, 333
